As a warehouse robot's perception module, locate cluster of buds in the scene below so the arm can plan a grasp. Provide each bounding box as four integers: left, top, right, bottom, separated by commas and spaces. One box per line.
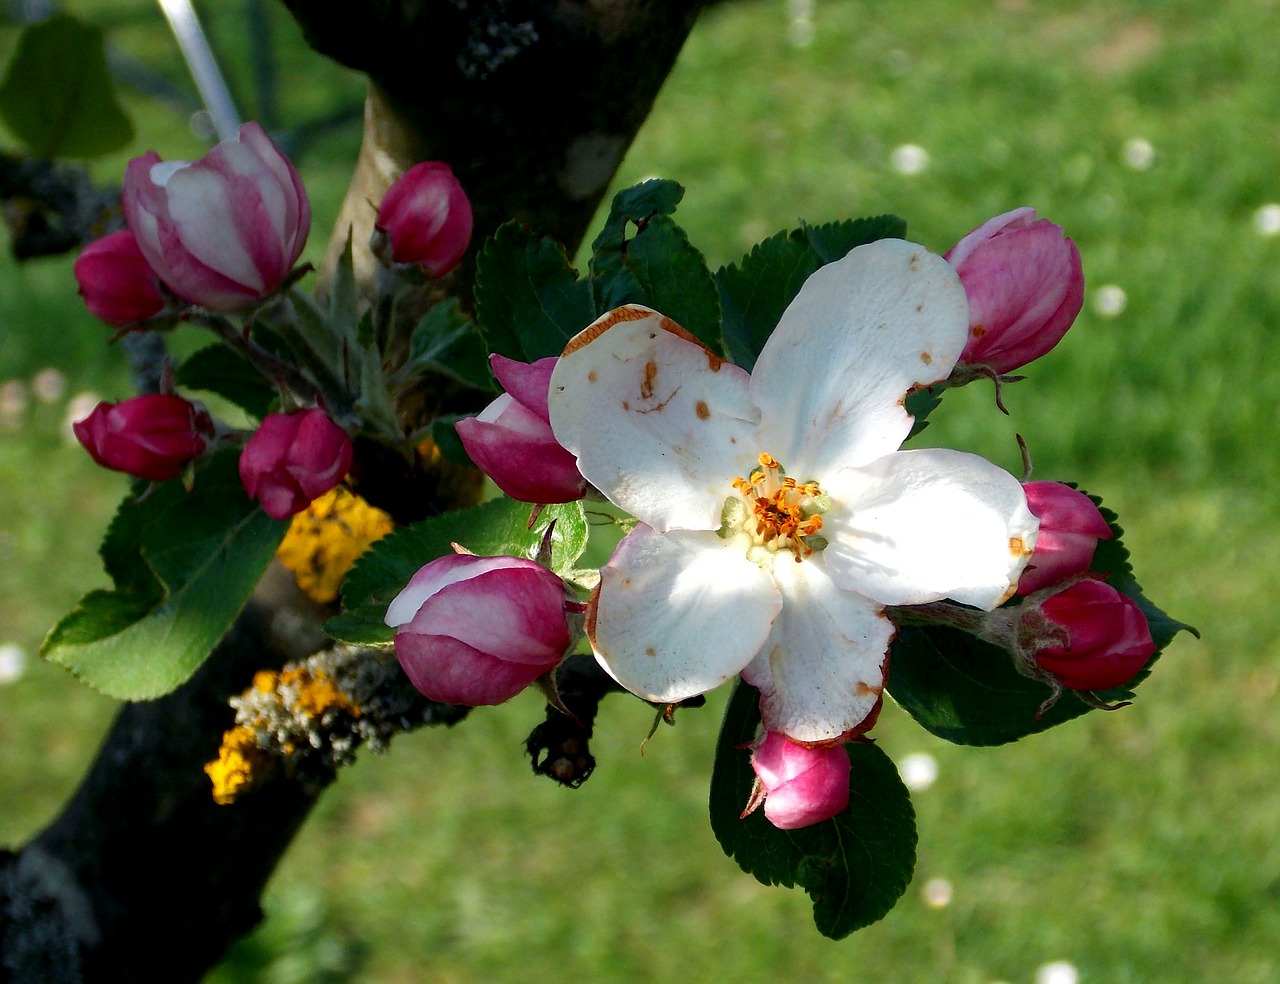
1014, 481, 1154, 699
69, 116, 1162, 843
72, 121, 474, 524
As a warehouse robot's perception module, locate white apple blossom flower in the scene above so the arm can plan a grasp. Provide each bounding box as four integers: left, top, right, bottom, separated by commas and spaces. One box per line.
547, 239, 1038, 743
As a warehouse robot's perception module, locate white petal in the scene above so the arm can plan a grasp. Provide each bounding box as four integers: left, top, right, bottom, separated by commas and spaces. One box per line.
740, 556, 892, 744
750, 240, 968, 476
590, 524, 782, 702
548, 305, 758, 532
822, 448, 1038, 609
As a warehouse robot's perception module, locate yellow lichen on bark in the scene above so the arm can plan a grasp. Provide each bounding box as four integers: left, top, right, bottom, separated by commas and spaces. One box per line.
205, 726, 272, 806
276, 487, 395, 603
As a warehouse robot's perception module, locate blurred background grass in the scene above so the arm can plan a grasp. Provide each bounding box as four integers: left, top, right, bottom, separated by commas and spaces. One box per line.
1, 0, 1277, 981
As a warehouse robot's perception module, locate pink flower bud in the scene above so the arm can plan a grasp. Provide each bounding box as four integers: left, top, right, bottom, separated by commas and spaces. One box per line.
1033, 579, 1155, 692
385, 553, 572, 706
73, 394, 213, 481
73, 229, 166, 326
374, 162, 473, 278
744, 731, 851, 830
1017, 482, 1113, 594
238, 409, 352, 520
945, 207, 1084, 373
123, 122, 310, 311
456, 355, 586, 503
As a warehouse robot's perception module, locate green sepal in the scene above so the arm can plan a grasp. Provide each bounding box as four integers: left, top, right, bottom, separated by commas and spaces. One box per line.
886, 495, 1195, 746
588, 179, 722, 352
328, 499, 590, 643
175, 345, 277, 420
321, 605, 395, 646
0, 14, 133, 158
329, 231, 362, 362
398, 299, 495, 391
474, 222, 596, 363
716, 214, 907, 371
709, 681, 917, 939
41, 451, 287, 700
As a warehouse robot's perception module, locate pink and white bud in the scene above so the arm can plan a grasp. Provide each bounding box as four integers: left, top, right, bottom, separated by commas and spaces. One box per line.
385, 553, 573, 706
238, 408, 352, 520
456, 355, 586, 503
743, 731, 851, 830
1017, 482, 1113, 594
945, 207, 1084, 373
374, 161, 473, 278
1031, 579, 1155, 692
123, 122, 311, 311
73, 229, 166, 326
73, 393, 213, 481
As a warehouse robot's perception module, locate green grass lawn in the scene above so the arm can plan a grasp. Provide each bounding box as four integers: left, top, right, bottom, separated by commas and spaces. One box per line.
3, 0, 1279, 981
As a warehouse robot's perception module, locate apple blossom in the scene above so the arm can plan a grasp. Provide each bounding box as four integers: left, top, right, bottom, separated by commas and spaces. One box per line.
239, 409, 352, 520
1031, 578, 1155, 691
945, 207, 1084, 374
374, 161, 473, 277
73, 394, 214, 481
455, 355, 586, 503
385, 554, 573, 706
743, 730, 851, 830
123, 121, 310, 311
73, 229, 166, 326
1017, 481, 1113, 594
550, 239, 1039, 744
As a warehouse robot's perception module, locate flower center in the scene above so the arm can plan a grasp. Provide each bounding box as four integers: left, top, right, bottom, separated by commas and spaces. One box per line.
729, 453, 828, 563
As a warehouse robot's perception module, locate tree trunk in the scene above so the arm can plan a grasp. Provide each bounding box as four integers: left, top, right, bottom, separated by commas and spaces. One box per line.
0, 2, 710, 980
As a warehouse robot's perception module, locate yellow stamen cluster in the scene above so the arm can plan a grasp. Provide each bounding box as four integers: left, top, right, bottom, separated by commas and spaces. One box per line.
276, 487, 395, 603
731, 452, 825, 562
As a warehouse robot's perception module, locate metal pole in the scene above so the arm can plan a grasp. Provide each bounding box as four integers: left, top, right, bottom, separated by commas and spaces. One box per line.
155, 0, 240, 141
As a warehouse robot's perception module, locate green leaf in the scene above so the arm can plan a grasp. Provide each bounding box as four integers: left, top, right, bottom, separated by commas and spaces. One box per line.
715, 214, 908, 371
886, 496, 1195, 746
588, 180, 722, 352
716, 230, 821, 372
0, 14, 133, 158
175, 345, 277, 420
904, 385, 943, 438
710, 681, 917, 939
886, 623, 1094, 745
331, 499, 590, 641
474, 222, 596, 363
400, 299, 495, 391
42, 452, 286, 700
801, 215, 908, 263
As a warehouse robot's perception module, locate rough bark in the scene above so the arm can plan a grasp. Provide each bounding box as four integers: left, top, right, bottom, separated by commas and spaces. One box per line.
0, 2, 710, 980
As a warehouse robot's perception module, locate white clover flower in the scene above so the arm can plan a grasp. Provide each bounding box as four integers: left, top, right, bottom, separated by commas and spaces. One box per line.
899, 751, 940, 791
548, 240, 1038, 743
